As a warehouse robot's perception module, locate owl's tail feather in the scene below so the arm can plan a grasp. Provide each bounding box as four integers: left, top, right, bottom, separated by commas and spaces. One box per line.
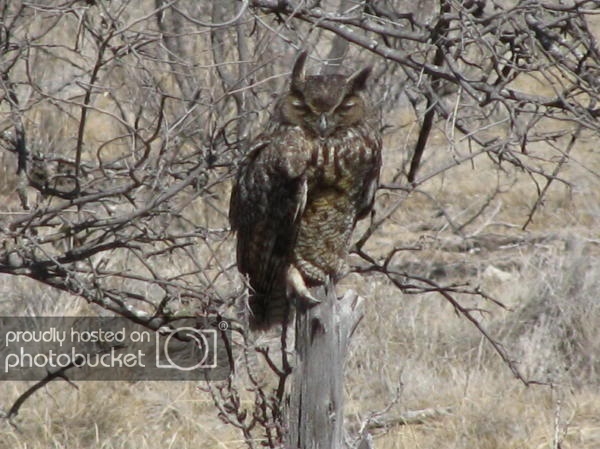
248, 292, 291, 331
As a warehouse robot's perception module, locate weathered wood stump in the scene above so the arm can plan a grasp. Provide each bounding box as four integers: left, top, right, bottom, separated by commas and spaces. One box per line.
286, 281, 365, 449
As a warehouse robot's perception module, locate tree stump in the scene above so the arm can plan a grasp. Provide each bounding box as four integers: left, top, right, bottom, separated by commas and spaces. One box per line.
286, 281, 364, 449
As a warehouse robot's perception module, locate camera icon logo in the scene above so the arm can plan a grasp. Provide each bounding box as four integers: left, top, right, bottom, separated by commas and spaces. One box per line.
155, 326, 217, 370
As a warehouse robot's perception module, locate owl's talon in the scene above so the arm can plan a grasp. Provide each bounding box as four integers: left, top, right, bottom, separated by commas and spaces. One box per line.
300, 292, 321, 307
285, 265, 321, 307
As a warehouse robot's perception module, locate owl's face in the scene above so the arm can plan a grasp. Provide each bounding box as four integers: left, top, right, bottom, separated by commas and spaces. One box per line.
278, 52, 373, 138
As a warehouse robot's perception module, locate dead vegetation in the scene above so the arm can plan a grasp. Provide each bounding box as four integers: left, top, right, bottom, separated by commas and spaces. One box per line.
1, 0, 600, 447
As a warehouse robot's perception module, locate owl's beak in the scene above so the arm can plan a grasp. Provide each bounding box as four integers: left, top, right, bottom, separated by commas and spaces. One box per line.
317, 114, 329, 137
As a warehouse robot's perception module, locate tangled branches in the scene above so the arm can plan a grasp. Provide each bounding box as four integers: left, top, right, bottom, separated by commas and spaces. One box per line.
2, 0, 600, 446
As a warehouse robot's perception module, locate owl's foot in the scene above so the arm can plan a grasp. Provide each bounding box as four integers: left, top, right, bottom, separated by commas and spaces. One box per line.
285, 265, 321, 307
299, 290, 321, 306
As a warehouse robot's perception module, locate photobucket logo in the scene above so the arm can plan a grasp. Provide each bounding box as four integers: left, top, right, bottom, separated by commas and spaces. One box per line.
155, 327, 218, 370
0, 317, 230, 381
4, 346, 146, 372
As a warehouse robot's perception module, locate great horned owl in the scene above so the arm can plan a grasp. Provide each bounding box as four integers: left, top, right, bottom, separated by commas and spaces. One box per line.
229, 51, 382, 330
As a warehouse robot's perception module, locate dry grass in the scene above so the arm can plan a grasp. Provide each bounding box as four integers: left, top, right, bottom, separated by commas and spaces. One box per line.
336, 122, 600, 448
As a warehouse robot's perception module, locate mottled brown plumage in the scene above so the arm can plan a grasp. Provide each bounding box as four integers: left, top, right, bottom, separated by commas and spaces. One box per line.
229, 52, 382, 329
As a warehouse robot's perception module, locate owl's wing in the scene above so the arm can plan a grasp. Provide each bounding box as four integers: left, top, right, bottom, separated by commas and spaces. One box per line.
229, 135, 309, 296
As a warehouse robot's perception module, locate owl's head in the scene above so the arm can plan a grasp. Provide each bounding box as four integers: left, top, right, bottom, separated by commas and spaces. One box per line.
277, 51, 373, 137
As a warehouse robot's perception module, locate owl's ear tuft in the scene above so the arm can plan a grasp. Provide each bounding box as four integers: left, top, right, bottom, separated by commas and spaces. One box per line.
291, 51, 308, 92
347, 66, 373, 92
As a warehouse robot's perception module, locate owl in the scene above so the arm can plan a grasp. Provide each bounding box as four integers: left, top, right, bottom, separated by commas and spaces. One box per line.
229, 51, 382, 330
